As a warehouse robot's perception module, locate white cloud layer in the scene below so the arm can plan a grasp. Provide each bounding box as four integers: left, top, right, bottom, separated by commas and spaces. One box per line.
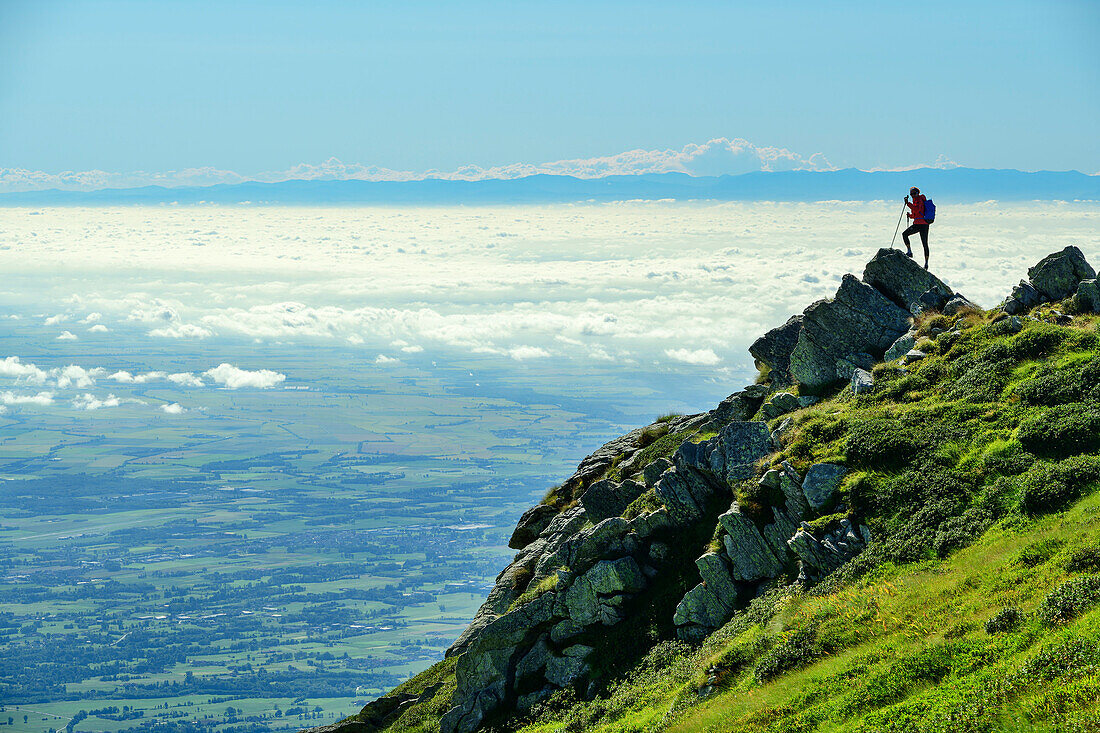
3, 202, 1098, 383
0, 138, 853, 192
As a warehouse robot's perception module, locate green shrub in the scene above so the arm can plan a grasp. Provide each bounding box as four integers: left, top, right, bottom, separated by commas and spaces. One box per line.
1016, 538, 1066, 567
1015, 369, 1084, 406
945, 346, 1015, 402
753, 629, 819, 682
1036, 576, 1100, 624
1021, 637, 1100, 682
638, 422, 670, 448
622, 488, 662, 520
1018, 403, 1100, 458
1019, 456, 1100, 515
509, 573, 559, 611
845, 419, 924, 469
985, 607, 1022, 634
736, 478, 786, 527
981, 439, 1033, 476
1009, 323, 1068, 360
1066, 546, 1100, 574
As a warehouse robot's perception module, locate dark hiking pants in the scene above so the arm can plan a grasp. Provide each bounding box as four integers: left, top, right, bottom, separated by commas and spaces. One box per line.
902, 223, 930, 258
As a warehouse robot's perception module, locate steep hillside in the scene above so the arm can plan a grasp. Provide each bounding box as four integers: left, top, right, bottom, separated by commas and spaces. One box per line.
310, 245, 1100, 733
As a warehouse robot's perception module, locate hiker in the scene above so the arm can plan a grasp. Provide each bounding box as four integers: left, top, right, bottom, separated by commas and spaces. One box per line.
902, 186, 933, 269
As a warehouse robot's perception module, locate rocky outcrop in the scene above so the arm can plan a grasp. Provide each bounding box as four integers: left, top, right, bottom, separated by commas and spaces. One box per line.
428, 248, 988, 732
749, 315, 803, 384
580, 479, 646, 523
789, 518, 871, 584
1002, 246, 1096, 313
863, 248, 954, 313
508, 505, 558, 550
1076, 279, 1100, 314
1028, 246, 1096, 301
700, 384, 768, 432
673, 464, 809, 641
788, 274, 912, 390
801, 464, 847, 511
884, 331, 917, 362
851, 368, 874, 395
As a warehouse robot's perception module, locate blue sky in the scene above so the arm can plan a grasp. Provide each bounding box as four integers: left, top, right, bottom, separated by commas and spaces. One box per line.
1, 0, 1097, 181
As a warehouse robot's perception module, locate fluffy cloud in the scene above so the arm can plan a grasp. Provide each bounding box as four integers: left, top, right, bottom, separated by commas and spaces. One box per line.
0, 357, 49, 384
1, 390, 54, 406
88, 324, 109, 333
509, 346, 551, 360
665, 347, 721, 366
167, 372, 204, 387
108, 370, 167, 384
160, 402, 185, 414
80, 312, 102, 324
149, 323, 213, 339
0, 138, 837, 193
55, 365, 103, 388
0, 356, 287, 393
203, 363, 286, 389
374, 355, 399, 364
72, 393, 122, 410
56, 330, 78, 341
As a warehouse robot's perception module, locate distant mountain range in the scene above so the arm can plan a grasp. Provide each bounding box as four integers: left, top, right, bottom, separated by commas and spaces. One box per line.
1, 167, 1097, 205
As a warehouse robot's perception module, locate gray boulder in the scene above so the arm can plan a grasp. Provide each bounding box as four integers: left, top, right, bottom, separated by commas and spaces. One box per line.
1076, 279, 1100, 314
641, 457, 673, 487
560, 556, 646, 626
801, 463, 847, 510
705, 388, 767, 430
545, 652, 589, 688
749, 314, 804, 384
695, 551, 740, 602
789, 274, 913, 390
835, 352, 874, 381
884, 331, 917, 362
655, 466, 721, 525
673, 582, 733, 637
579, 478, 646, 523
851, 368, 874, 395
772, 417, 794, 442
716, 421, 776, 482
717, 506, 786, 582
1002, 280, 1042, 315
863, 248, 954, 313
904, 349, 927, 364
789, 519, 872, 583
761, 391, 800, 419
990, 315, 1023, 335
943, 294, 979, 316
509, 504, 559, 550
1027, 245, 1095, 301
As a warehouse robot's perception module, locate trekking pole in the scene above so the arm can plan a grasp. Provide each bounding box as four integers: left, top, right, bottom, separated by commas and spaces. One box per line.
890, 198, 907, 249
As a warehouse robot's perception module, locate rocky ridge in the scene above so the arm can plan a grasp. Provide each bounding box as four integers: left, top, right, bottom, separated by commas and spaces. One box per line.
315, 244, 1100, 733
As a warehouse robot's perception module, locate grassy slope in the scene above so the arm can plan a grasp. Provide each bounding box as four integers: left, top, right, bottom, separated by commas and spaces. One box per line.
370, 303, 1100, 733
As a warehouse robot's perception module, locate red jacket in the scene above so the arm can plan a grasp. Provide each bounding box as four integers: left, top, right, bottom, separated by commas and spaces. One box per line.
907, 194, 927, 225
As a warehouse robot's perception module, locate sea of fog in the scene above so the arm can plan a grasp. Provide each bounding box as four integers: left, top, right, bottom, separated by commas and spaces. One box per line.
0, 201, 1096, 725
2, 201, 1097, 380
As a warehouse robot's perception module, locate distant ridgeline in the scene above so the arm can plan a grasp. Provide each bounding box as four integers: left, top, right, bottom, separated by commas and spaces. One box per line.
309, 245, 1100, 732
3, 168, 1100, 205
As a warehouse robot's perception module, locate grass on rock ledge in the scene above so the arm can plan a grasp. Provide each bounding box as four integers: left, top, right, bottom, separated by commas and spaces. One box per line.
359, 305, 1100, 733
